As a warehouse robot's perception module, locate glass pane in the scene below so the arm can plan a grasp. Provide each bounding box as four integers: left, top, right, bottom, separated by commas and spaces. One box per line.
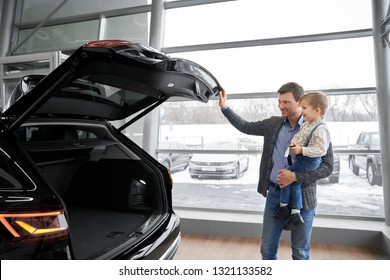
2, 79, 20, 110
162, 94, 384, 218
16, 21, 99, 54
3, 60, 50, 76
61, 77, 153, 108
169, 37, 375, 93
165, 0, 371, 46
21, 0, 150, 22
0, 149, 36, 192
105, 14, 150, 46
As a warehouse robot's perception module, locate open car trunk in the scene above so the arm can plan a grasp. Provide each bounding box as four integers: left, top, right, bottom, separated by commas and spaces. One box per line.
0, 40, 220, 260
16, 120, 168, 259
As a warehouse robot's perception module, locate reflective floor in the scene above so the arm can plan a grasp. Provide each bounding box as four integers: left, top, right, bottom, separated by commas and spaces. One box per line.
174, 233, 388, 260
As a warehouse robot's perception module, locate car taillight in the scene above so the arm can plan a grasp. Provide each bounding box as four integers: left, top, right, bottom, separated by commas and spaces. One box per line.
167, 169, 173, 186
84, 39, 136, 49
0, 211, 68, 241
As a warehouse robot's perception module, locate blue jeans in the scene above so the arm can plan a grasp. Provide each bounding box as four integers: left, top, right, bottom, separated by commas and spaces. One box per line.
261, 185, 316, 260
280, 155, 321, 209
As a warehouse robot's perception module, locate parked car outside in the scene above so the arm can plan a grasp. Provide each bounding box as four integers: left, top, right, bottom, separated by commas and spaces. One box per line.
0, 40, 220, 259
349, 131, 382, 186
318, 153, 340, 184
236, 137, 262, 151
189, 141, 249, 179
158, 142, 191, 172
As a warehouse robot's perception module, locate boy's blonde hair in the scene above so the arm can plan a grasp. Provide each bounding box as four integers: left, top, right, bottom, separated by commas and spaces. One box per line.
301, 91, 328, 116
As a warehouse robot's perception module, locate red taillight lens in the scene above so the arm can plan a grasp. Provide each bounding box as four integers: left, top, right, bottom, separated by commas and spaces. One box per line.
84, 40, 135, 49
167, 169, 173, 186
0, 211, 68, 240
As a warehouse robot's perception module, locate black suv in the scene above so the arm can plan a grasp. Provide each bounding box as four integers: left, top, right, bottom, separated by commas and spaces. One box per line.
0, 40, 220, 259
349, 131, 382, 186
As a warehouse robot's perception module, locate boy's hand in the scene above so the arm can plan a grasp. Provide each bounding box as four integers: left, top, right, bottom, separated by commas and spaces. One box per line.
289, 141, 302, 154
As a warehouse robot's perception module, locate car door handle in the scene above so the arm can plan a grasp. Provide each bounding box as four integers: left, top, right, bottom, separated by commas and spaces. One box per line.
72, 142, 86, 147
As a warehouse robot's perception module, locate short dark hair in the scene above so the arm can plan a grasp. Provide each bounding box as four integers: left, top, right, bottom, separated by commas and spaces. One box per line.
277, 82, 304, 102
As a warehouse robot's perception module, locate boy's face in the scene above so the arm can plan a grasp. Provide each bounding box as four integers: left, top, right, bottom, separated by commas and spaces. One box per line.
278, 92, 301, 119
300, 99, 321, 122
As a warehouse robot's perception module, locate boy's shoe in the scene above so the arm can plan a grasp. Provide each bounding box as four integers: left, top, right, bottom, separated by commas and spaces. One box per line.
283, 213, 304, 231
273, 205, 290, 219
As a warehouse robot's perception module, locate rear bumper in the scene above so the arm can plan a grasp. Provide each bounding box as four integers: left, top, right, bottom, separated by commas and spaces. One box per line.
160, 233, 181, 260
189, 166, 237, 178
129, 213, 181, 260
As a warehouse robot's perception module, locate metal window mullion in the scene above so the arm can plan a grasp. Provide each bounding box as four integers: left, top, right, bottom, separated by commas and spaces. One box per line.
98, 14, 107, 40
165, 0, 236, 10
381, 12, 390, 47
162, 29, 373, 54
15, 5, 152, 29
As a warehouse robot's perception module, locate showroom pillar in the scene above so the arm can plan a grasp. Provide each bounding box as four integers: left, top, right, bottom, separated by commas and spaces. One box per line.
372, 0, 390, 225
142, 0, 165, 157
0, 0, 16, 57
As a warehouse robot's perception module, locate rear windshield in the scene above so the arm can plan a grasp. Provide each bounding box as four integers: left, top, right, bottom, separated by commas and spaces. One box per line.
15, 126, 97, 143
372, 133, 380, 146
59, 77, 149, 108
0, 148, 36, 192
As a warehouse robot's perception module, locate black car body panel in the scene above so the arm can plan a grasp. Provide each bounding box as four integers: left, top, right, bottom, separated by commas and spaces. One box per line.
0, 40, 220, 260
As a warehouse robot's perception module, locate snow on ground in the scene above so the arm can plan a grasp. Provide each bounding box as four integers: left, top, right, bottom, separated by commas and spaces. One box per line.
171, 154, 384, 217
164, 122, 383, 217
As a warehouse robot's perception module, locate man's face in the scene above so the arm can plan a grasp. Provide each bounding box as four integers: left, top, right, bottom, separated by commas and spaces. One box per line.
278, 92, 301, 119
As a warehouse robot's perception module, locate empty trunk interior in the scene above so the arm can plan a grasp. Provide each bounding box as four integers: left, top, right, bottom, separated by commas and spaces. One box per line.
18, 124, 165, 259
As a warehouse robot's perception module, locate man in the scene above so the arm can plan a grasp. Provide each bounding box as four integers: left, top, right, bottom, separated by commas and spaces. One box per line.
219, 82, 333, 260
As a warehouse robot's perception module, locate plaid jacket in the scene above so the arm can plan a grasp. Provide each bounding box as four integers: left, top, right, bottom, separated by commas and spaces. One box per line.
222, 107, 334, 210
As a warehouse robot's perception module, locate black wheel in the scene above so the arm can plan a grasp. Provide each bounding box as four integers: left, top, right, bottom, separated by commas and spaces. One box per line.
234, 162, 240, 179
243, 158, 249, 172
367, 162, 382, 186
328, 175, 339, 184
349, 156, 359, 175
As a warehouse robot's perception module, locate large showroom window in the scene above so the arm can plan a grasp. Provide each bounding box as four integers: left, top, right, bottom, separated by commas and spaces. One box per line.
105, 14, 150, 46
164, 0, 372, 46
5, 0, 383, 219
16, 21, 99, 54
159, 0, 383, 218
13, 0, 150, 55
166, 37, 375, 93
159, 94, 383, 218
19, 0, 149, 22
